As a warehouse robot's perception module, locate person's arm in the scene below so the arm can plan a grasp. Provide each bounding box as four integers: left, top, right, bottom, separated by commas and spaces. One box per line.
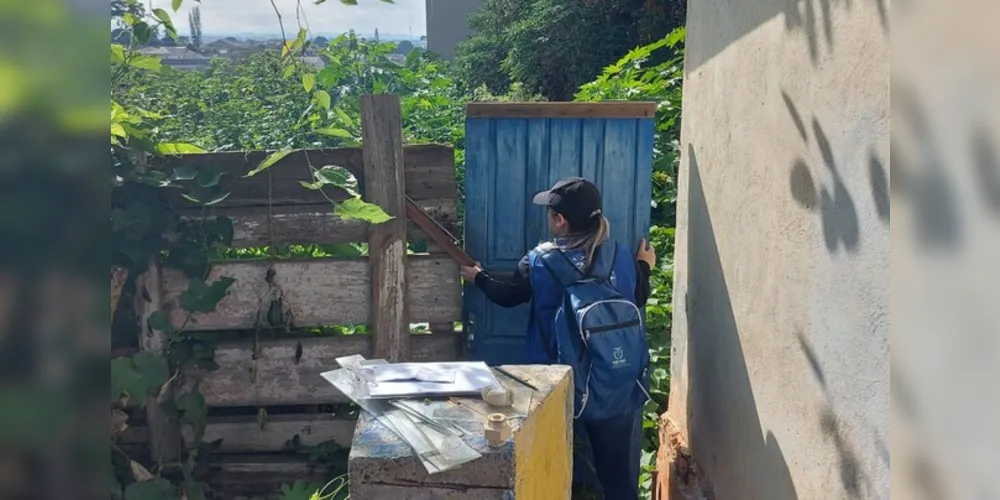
634, 260, 652, 308
462, 255, 533, 308
634, 238, 656, 308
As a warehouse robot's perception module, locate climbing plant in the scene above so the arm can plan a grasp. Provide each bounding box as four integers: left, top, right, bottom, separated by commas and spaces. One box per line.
110, 1, 393, 499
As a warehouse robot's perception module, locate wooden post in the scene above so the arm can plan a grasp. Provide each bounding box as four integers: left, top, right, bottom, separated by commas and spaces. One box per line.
135, 256, 182, 464
361, 94, 410, 362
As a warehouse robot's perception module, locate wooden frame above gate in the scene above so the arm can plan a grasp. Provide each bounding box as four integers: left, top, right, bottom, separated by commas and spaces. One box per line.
466, 101, 658, 119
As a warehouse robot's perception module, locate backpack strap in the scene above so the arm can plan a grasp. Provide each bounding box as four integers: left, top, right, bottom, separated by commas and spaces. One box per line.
588, 241, 618, 282
538, 248, 583, 287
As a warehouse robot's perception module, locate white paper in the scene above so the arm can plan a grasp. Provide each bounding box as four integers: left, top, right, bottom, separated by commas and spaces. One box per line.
360, 361, 501, 399
368, 364, 457, 384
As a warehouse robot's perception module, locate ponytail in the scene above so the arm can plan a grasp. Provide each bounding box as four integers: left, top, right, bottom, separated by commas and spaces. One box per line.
564, 215, 610, 268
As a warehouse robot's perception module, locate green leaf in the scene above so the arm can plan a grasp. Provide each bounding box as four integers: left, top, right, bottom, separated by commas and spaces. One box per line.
315, 127, 352, 139
155, 142, 205, 155
123, 13, 137, 26
172, 0, 183, 11
299, 180, 324, 190
246, 149, 297, 177
152, 8, 173, 26
302, 73, 316, 93
132, 352, 169, 393
333, 106, 353, 125
180, 193, 201, 204
320, 243, 363, 257
124, 477, 176, 500
339, 0, 358, 5
335, 197, 392, 224
172, 165, 199, 181
314, 165, 358, 194
294, 28, 308, 49
283, 65, 295, 79
176, 390, 207, 438
111, 44, 126, 64
129, 55, 162, 73
314, 90, 331, 110
202, 191, 232, 206
317, 67, 340, 88
315, 0, 327, 4
111, 357, 144, 403
195, 168, 227, 188
406, 47, 421, 66
133, 22, 153, 45
280, 480, 317, 500
148, 310, 173, 333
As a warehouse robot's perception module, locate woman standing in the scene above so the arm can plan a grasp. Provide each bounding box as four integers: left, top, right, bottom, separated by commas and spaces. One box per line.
460, 177, 656, 500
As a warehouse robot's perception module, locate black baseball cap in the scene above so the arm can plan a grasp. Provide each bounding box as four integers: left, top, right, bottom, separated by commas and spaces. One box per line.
532, 177, 603, 230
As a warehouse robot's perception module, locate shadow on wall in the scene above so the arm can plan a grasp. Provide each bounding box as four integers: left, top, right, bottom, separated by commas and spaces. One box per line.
684, 144, 799, 500
685, 0, 889, 71
782, 90, 887, 253
892, 83, 1000, 252
795, 332, 878, 499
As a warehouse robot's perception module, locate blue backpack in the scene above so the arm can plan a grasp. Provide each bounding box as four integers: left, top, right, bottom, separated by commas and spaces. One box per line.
536, 241, 651, 421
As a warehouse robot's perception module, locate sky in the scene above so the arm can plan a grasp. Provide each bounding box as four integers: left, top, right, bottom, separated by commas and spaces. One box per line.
154, 0, 427, 37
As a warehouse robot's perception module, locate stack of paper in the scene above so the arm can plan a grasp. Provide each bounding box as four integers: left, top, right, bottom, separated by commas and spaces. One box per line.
319, 355, 495, 474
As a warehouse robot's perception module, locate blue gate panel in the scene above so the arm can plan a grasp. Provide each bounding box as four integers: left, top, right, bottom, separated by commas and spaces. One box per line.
464, 107, 654, 365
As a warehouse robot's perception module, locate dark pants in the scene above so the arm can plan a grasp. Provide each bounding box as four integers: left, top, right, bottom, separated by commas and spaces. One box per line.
572, 410, 643, 500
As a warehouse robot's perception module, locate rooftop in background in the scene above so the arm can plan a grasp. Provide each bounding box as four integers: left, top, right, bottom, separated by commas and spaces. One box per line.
138, 46, 209, 60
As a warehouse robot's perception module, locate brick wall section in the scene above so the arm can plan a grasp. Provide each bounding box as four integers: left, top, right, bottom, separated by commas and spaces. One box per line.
656, 414, 715, 500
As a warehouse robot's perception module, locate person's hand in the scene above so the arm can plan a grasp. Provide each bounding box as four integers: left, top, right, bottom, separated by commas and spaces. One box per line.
460, 262, 483, 282
636, 238, 656, 268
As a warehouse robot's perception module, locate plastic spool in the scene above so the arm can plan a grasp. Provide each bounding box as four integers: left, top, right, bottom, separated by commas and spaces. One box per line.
484, 413, 511, 447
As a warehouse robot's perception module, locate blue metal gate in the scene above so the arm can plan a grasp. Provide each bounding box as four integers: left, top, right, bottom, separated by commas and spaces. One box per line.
463, 103, 656, 365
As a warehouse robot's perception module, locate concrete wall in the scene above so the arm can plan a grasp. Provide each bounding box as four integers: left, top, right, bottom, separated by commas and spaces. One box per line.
424, 0, 483, 60
667, 0, 889, 499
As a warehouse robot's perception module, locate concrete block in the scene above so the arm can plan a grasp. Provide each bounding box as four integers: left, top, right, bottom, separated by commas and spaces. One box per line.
349, 365, 573, 499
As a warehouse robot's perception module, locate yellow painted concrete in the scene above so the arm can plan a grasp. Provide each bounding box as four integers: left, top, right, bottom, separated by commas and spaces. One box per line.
513, 374, 572, 499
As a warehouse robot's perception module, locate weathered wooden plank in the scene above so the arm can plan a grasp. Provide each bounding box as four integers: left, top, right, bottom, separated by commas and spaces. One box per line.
426, 242, 458, 337
192, 332, 461, 407
208, 454, 333, 500
155, 145, 456, 210
466, 101, 657, 119
181, 414, 356, 453
215, 198, 457, 247
133, 257, 183, 464
361, 94, 410, 362
159, 256, 460, 331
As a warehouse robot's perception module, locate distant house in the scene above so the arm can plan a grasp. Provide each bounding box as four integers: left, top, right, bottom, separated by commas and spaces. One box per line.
298, 56, 326, 70
204, 37, 255, 54
386, 53, 407, 66
138, 46, 210, 71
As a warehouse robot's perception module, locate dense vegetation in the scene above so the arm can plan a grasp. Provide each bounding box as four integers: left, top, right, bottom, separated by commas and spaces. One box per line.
453, 0, 685, 100
111, 1, 684, 498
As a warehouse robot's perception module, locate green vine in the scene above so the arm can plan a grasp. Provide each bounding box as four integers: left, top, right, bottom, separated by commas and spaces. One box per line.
111, 1, 397, 497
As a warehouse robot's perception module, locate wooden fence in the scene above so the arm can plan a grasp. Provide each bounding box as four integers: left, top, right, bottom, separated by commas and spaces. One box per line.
118, 95, 463, 497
